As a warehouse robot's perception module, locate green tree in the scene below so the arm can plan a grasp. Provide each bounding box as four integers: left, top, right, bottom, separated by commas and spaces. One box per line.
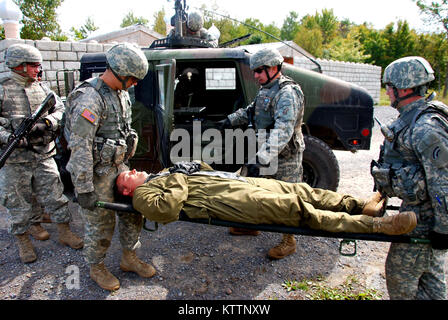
121, 11, 149, 28
70, 17, 98, 40
14, 0, 65, 40
294, 25, 324, 57
415, 0, 448, 32
281, 11, 300, 41
315, 9, 339, 45
153, 8, 166, 35
323, 32, 371, 63
414, 0, 448, 95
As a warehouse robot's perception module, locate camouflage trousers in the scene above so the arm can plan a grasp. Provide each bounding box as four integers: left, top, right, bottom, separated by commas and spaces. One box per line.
272, 151, 303, 183
386, 243, 447, 300
266, 150, 302, 238
80, 164, 143, 265
0, 158, 71, 235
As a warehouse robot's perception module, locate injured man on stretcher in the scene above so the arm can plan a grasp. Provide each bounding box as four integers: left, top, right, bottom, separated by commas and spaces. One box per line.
115, 161, 417, 236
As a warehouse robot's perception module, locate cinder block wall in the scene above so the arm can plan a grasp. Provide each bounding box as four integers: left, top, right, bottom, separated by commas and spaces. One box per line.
0, 38, 114, 97
0, 39, 382, 104
294, 57, 382, 104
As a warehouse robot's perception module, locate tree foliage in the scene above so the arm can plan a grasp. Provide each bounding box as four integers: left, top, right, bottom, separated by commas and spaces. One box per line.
70, 17, 98, 40
13, 0, 65, 40
120, 11, 150, 28
152, 8, 167, 36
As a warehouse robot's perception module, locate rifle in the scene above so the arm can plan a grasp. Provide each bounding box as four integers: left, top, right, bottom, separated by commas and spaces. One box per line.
0, 92, 57, 169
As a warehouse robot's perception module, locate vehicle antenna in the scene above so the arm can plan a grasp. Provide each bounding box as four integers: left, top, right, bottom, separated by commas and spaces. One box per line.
197, 6, 322, 73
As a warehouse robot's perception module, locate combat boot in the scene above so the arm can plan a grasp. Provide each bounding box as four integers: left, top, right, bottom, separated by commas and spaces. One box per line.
29, 223, 50, 241
41, 212, 52, 223
373, 211, 417, 235
228, 227, 260, 236
362, 192, 386, 217
90, 262, 120, 291
267, 234, 296, 259
15, 233, 37, 263
120, 249, 156, 278
57, 223, 84, 249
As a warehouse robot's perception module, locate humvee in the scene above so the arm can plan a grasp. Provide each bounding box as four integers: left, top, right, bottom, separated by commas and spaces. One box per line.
75, 1, 374, 191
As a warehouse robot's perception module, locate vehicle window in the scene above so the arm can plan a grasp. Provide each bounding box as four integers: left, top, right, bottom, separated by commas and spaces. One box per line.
206, 68, 236, 90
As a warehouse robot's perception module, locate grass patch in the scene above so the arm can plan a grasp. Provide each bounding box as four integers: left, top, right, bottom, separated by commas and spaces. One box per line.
282, 275, 383, 300
378, 87, 448, 106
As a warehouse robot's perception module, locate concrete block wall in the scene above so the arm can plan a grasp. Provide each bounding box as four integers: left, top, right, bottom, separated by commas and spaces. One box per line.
0, 39, 382, 104
0, 38, 114, 97
294, 57, 382, 104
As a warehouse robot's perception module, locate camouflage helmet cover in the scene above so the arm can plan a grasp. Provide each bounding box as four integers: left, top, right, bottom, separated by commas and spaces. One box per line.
383, 56, 435, 89
250, 47, 284, 70
106, 43, 149, 80
187, 11, 204, 32
5, 44, 42, 68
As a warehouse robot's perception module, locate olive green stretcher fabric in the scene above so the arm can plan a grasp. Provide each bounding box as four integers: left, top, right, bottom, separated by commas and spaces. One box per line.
132, 172, 374, 234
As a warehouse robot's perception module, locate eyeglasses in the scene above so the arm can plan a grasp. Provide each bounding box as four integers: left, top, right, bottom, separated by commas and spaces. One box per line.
253, 67, 265, 74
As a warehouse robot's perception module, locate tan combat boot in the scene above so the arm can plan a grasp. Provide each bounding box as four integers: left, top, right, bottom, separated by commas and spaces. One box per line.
362, 192, 386, 217
373, 211, 417, 235
41, 213, 52, 223
120, 249, 156, 278
29, 223, 50, 241
228, 227, 260, 236
267, 234, 296, 259
57, 223, 84, 249
90, 262, 120, 291
15, 233, 37, 263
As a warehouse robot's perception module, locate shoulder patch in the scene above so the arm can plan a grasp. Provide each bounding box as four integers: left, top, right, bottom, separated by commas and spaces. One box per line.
81, 108, 98, 124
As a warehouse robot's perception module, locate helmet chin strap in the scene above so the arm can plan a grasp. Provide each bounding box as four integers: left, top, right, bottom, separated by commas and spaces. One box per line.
391, 87, 420, 109
261, 64, 282, 85
13, 63, 37, 82
107, 64, 130, 90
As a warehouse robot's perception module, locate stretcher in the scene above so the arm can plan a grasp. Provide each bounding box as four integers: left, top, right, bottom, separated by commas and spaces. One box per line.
96, 201, 431, 256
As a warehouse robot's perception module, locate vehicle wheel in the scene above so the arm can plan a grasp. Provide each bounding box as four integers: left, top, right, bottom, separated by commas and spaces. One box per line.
302, 135, 339, 191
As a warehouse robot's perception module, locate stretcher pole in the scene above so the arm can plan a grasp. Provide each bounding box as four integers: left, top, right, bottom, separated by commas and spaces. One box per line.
95, 201, 431, 245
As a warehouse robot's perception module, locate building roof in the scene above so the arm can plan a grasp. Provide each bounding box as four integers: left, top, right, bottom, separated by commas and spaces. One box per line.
237, 41, 315, 60
81, 24, 164, 45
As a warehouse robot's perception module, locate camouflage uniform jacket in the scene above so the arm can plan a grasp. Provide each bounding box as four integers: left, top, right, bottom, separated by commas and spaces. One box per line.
64, 77, 136, 194
382, 98, 448, 236
0, 72, 65, 163
227, 75, 305, 165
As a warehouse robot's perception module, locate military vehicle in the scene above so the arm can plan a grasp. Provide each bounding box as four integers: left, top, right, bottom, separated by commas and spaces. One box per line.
76, 0, 374, 191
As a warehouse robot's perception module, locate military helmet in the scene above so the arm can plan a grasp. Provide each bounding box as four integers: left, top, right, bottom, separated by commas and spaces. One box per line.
187, 11, 204, 32
383, 56, 435, 89
5, 44, 42, 68
250, 48, 284, 70
106, 43, 149, 80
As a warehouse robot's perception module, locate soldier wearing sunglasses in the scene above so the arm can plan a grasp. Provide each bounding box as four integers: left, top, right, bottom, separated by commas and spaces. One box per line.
221, 48, 305, 259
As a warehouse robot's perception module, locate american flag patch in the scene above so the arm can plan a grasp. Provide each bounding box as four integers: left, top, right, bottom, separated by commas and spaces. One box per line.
81, 108, 97, 124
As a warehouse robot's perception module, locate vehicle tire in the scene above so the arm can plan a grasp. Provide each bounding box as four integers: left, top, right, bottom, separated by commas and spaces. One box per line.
302, 135, 339, 191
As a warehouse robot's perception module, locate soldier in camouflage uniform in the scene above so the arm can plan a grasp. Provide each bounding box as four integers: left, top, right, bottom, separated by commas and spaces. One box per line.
372, 56, 448, 299
222, 48, 305, 259
0, 44, 83, 264
64, 43, 155, 291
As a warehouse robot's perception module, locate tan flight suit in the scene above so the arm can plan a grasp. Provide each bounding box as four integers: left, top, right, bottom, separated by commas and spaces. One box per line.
132, 166, 374, 234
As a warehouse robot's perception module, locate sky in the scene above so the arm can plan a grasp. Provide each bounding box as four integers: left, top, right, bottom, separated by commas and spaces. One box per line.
55, 0, 439, 37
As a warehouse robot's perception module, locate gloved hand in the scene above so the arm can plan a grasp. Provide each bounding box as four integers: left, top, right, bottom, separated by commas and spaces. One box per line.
246, 163, 264, 178
30, 119, 49, 137
429, 231, 448, 250
77, 192, 98, 211
219, 118, 232, 130
8, 135, 28, 148
125, 132, 138, 160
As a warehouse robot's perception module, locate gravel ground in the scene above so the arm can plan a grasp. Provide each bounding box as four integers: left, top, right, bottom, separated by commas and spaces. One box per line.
0, 105, 446, 301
